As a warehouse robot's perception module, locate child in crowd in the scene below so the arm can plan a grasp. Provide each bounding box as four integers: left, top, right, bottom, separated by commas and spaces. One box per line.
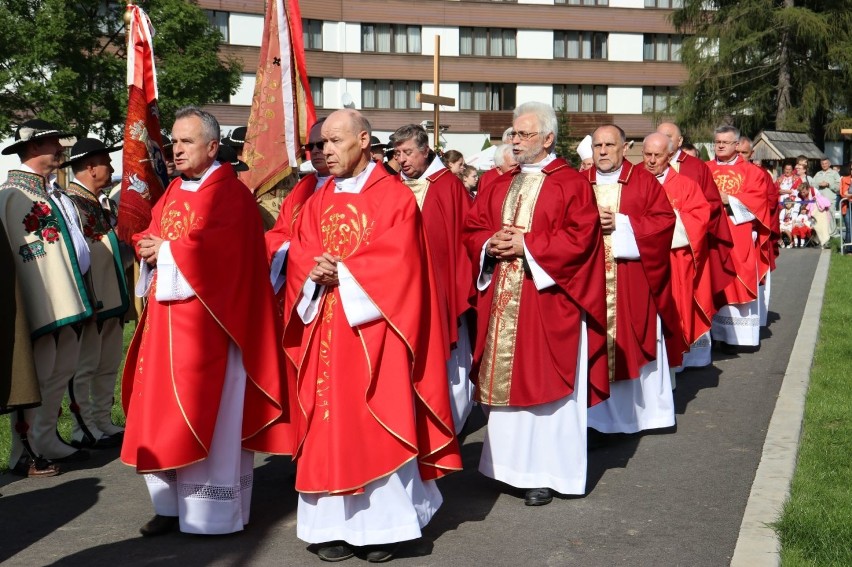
791, 207, 812, 248
779, 199, 796, 248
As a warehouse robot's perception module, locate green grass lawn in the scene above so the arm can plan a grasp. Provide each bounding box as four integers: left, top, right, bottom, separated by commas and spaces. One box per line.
0, 322, 135, 472
775, 253, 852, 565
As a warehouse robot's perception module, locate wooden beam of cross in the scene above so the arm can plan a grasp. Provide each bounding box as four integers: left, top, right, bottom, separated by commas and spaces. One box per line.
416, 35, 455, 152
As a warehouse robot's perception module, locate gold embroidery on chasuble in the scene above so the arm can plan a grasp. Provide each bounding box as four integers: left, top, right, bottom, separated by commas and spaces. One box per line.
317, 294, 336, 422
592, 182, 622, 382
161, 200, 204, 241
712, 172, 745, 197
401, 178, 431, 210
479, 173, 546, 406
671, 161, 680, 174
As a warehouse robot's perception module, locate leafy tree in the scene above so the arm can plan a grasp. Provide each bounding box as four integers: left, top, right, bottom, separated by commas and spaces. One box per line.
672, 1, 852, 142
0, 0, 241, 144
554, 110, 580, 167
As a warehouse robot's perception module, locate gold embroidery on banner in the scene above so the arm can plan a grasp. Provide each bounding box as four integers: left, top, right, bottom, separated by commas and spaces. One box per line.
401, 178, 431, 210
320, 204, 375, 259
478, 173, 546, 406
593, 182, 623, 382
161, 200, 204, 241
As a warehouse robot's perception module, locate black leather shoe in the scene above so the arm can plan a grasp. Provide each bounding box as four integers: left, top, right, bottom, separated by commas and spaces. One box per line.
11, 456, 60, 478
71, 433, 123, 450
316, 541, 355, 562
139, 514, 179, 537
524, 487, 553, 506
363, 544, 399, 563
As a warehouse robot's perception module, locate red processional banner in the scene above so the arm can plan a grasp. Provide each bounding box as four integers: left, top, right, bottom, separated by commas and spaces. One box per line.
117, 5, 168, 243
242, 0, 316, 197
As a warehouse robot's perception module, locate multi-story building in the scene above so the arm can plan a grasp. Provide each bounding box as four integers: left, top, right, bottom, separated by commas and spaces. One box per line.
202, 0, 687, 156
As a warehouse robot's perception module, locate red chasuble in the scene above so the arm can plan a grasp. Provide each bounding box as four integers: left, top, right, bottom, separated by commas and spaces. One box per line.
661, 170, 713, 346
399, 167, 473, 348
585, 162, 687, 379
705, 157, 772, 305
477, 167, 503, 200
265, 174, 320, 265
673, 152, 736, 310
464, 158, 610, 408
121, 163, 291, 473
759, 166, 781, 271
283, 166, 461, 495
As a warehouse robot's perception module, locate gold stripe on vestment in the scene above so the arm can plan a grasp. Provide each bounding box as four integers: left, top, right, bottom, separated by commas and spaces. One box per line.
478, 172, 546, 406
671, 160, 680, 174
401, 178, 431, 210
592, 182, 622, 382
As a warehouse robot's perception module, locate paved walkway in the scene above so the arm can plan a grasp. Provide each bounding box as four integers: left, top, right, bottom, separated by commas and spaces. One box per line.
0, 249, 825, 566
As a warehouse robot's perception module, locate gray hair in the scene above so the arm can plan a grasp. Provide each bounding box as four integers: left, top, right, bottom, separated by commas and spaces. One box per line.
493, 144, 514, 168
175, 106, 220, 142
391, 124, 429, 152
513, 101, 558, 147
738, 135, 752, 146
501, 127, 514, 144
714, 124, 740, 139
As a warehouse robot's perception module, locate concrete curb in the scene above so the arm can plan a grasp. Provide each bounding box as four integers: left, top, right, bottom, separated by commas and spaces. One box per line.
730, 249, 831, 566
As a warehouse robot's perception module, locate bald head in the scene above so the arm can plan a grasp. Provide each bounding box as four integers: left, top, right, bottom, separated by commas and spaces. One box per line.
321, 109, 372, 178
642, 132, 674, 177
656, 122, 683, 150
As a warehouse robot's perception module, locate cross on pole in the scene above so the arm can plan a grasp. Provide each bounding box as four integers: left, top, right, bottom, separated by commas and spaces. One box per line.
416, 36, 455, 152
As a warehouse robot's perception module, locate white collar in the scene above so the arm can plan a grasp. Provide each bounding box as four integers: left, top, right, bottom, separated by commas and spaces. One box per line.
334, 161, 375, 194
315, 173, 330, 189
595, 165, 623, 185
655, 167, 670, 184
400, 155, 445, 181
520, 153, 556, 174
179, 161, 220, 192
715, 156, 738, 165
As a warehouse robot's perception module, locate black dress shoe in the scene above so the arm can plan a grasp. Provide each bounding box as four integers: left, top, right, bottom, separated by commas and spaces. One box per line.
71, 433, 122, 450
316, 541, 355, 562
139, 514, 179, 537
11, 456, 60, 478
524, 487, 553, 506
51, 449, 90, 463
365, 544, 399, 563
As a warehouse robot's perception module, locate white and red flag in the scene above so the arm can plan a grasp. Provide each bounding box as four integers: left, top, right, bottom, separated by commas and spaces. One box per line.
117, 4, 168, 242
242, 0, 316, 196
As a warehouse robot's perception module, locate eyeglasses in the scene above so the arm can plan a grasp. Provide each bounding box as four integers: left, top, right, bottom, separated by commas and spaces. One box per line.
509, 131, 539, 141
714, 140, 737, 146
304, 141, 324, 152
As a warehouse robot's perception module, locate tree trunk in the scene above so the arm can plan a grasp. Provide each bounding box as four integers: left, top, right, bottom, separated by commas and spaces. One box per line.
775, 0, 794, 129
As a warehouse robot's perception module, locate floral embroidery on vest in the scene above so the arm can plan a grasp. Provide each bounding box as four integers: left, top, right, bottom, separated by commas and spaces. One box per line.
21, 201, 61, 243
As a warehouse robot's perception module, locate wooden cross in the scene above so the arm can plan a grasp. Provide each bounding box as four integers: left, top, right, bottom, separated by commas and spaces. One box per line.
416, 36, 455, 152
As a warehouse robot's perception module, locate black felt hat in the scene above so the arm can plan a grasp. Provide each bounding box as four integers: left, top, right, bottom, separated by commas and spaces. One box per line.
2, 119, 74, 155
59, 137, 122, 168
222, 126, 247, 148
370, 135, 386, 149
217, 144, 249, 172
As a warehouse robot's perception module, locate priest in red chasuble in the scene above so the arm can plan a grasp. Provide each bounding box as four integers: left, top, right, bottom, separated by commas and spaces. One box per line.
657, 122, 736, 312
643, 133, 713, 369
705, 125, 771, 350
585, 124, 687, 436
392, 123, 474, 434
282, 109, 461, 563
121, 107, 290, 537
464, 102, 608, 507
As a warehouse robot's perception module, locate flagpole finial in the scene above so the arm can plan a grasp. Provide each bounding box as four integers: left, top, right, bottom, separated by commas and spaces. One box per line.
124, 1, 134, 26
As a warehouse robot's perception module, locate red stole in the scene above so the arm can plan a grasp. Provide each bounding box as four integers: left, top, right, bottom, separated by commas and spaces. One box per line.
121, 163, 291, 472
661, 170, 713, 345
465, 158, 609, 407
283, 166, 461, 494
585, 162, 687, 378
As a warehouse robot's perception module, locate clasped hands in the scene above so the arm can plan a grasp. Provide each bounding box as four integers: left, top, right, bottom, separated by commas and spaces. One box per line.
309, 252, 341, 286
486, 226, 524, 261
598, 206, 615, 234
138, 234, 164, 266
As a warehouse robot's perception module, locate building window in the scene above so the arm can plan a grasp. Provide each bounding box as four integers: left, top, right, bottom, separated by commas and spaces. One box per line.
459, 28, 517, 57
362, 80, 421, 109
554, 31, 607, 60
643, 86, 678, 113
459, 82, 516, 111
643, 34, 682, 61
309, 78, 323, 108
553, 85, 607, 113
644, 0, 683, 7
361, 24, 422, 54
303, 19, 322, 50
555, 0, 609, 5
205, 10, 229, 43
